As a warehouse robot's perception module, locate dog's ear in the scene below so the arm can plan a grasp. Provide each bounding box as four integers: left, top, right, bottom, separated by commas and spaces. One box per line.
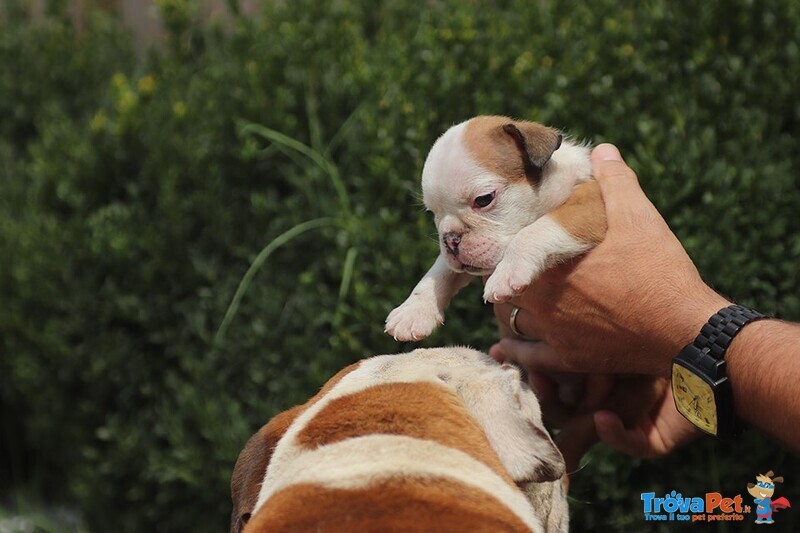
453, 364, 565, 483
502, 121, 562, 183
230, 405, 304, 533
773, 476, 784, 484
230, 362, 362, 532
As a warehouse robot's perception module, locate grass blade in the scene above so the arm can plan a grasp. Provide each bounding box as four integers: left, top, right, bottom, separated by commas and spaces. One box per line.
236, 120, 350, 213
214, 217, 337, 344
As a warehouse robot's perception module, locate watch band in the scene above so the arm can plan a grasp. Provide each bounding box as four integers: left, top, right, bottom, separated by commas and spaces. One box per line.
693, 305, 767, 360
674, 304, 768, 440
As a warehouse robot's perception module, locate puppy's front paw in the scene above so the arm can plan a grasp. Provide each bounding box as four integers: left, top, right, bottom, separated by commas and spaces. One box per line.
482, 258, 537, 303
385, 296, 443, 341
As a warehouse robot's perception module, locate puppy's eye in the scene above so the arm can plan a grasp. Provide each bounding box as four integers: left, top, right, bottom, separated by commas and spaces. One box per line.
473, 191, 496, 209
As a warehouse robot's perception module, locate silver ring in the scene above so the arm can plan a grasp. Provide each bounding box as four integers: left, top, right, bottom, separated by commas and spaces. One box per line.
509, 306, 524, 337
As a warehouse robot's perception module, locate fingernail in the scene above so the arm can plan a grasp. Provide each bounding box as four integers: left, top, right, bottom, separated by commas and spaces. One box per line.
592, 143, 623, 162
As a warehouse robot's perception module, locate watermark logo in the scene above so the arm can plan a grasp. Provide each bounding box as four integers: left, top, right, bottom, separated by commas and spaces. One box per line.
641, 490, 748, 523
640, 470, 791, 524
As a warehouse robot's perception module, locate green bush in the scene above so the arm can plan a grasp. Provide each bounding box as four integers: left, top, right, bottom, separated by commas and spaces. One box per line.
1, 0, 799, 531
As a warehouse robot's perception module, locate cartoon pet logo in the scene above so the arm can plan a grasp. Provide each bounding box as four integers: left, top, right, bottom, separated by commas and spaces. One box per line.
747, 470, 791, 524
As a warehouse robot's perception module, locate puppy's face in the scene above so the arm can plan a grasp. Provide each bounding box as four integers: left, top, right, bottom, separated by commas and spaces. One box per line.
421, 116, 563, 275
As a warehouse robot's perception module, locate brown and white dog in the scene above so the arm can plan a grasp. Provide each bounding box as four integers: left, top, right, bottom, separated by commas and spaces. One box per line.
231, 347, 569, 532
385, 116, 606, 341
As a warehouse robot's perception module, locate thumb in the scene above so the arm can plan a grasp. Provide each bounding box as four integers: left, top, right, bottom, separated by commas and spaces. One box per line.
590, 144, 657, 228
591, 143, 626, 164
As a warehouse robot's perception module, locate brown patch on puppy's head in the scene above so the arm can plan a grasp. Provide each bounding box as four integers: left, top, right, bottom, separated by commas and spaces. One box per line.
464, 116, 562, 184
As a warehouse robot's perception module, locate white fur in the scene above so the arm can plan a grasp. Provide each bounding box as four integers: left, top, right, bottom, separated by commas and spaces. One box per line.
482, 215, 591, 303
252, 347, 564, 529
385, 118, 592, 341
257, 435, 544, 532
384, 255, 472, 341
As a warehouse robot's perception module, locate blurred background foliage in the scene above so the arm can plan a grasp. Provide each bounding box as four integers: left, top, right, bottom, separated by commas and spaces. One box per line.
1, 0, 799, 531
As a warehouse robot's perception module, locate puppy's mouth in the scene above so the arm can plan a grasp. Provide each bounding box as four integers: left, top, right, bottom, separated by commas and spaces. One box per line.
442, 251, 493, 276
461, 263, 492, 276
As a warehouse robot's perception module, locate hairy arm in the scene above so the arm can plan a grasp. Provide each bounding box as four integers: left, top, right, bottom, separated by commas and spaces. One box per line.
725, 319, 800, 448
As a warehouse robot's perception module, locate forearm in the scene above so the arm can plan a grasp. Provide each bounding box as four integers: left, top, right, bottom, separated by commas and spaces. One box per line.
726, 319, 800, 451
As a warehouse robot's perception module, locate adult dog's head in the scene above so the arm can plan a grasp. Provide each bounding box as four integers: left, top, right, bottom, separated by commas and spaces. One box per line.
231, 347, 567, 532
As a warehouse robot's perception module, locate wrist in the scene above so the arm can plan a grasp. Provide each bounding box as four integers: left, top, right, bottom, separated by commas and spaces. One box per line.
670, 303, 767, 441
660, 286, 730, 376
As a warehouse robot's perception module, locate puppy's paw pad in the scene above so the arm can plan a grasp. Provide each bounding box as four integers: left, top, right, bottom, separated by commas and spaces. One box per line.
385, 298, 443, 341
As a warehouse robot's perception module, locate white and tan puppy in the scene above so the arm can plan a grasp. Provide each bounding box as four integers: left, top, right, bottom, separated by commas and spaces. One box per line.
231, 347, 568, 532
385, 116, 606, 341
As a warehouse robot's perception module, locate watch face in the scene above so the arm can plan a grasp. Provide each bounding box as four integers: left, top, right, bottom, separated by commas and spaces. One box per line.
672, 364, 718, 436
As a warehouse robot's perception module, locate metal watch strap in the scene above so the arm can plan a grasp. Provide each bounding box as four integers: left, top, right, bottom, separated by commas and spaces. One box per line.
693, 305, 767, 360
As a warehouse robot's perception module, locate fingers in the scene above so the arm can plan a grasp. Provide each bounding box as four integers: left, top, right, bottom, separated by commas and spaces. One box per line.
491, 338, 584, 427
528, 371, 573, 427
553, 415, 599, 475
493, 303, 520, 339
594, 410, 656, 458
491, 337, 574, 373
493, 303, 546, 342
579, 374, 615, 411
590, 143, 659, 229
552, 373, 586, 407
490, 339, 575, 426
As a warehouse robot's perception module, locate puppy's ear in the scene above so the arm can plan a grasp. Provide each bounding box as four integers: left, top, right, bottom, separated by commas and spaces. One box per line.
773, 476, 784, 484
502, 122, 562, 183
230, 405, 304, 533
453, 365, 565, 483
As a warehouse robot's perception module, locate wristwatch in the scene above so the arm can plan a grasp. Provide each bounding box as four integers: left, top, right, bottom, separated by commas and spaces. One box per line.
671, 305, 767, 441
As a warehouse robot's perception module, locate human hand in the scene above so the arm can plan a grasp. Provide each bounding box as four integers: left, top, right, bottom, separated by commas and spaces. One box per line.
492, 339, 702, 465
493, 144, 730, 377
489, 143, 717, 462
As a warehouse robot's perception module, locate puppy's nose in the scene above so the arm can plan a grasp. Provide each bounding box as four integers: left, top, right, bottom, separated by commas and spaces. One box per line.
443, 232, 461, 255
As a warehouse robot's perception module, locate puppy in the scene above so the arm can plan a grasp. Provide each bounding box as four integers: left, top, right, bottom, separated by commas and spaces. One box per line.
231, 347, 568, 532
385, 116, 606, 341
